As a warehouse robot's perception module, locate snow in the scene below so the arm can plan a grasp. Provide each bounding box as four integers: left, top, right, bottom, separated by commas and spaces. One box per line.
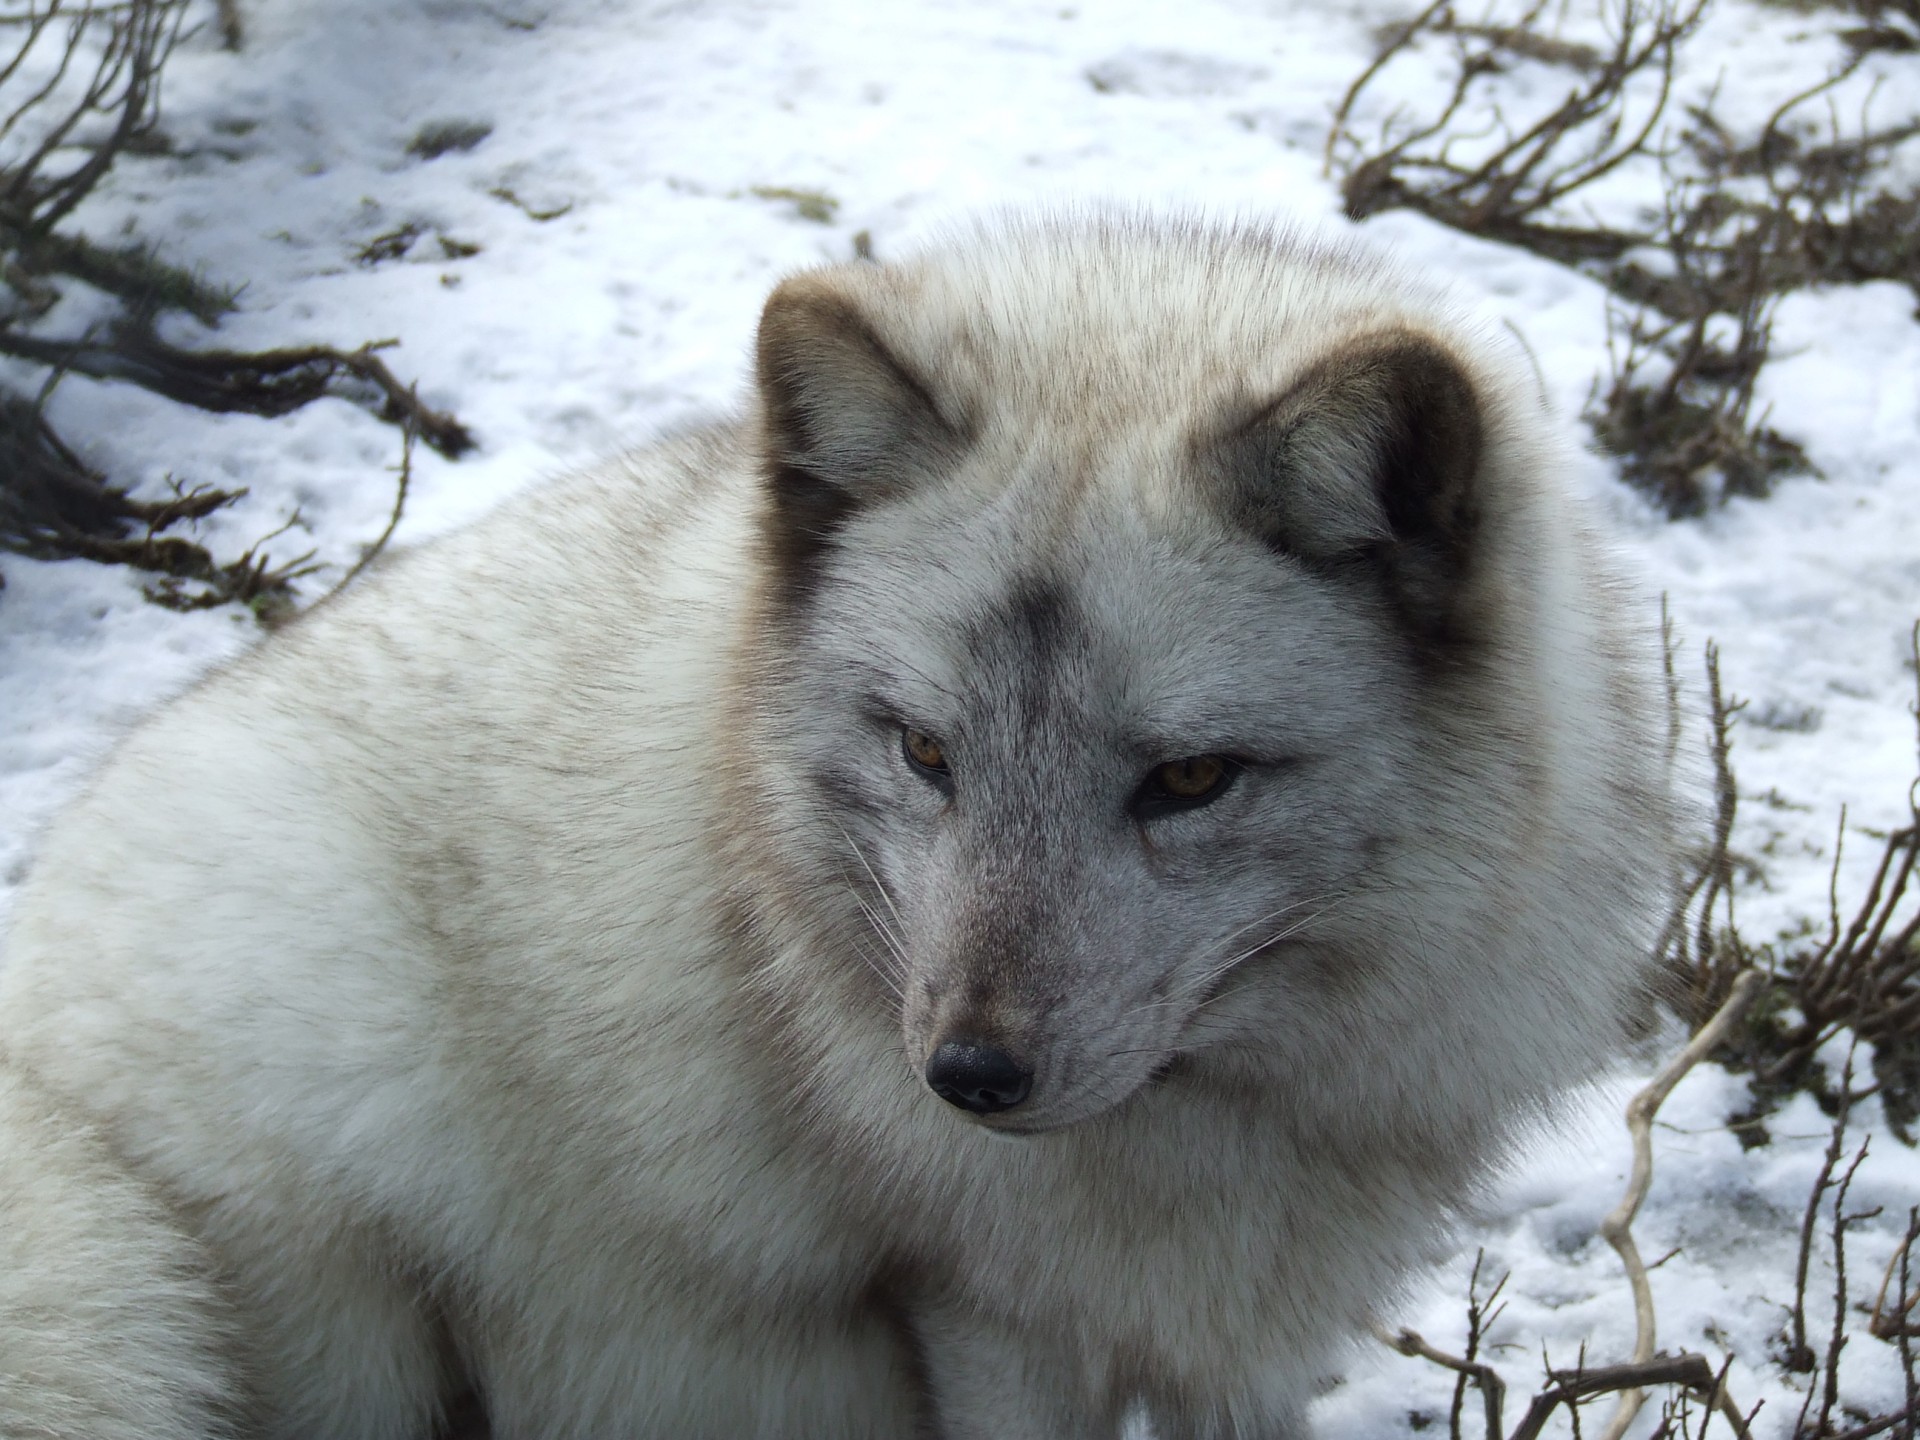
3, 0, 1918, 1434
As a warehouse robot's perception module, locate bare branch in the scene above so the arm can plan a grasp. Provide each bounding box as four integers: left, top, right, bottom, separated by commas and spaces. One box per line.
1594, 967, 1765, 1440
332, 412, 415, 594
0, 324, 474, 457
1376, 1319, 1507, 1440
1510, 1354, 1735, 1440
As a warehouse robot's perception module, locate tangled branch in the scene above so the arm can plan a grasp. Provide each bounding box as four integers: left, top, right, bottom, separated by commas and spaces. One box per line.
1330, 0, 1707, 263
0, 0, 471, 613
0, 0, 189, 237
1325, 0, 1920, 516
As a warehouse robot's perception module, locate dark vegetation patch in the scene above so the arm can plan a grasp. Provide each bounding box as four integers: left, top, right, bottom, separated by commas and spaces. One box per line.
751, 184, 840, 224
355, 222, 425, 266
407, 120, 493, 160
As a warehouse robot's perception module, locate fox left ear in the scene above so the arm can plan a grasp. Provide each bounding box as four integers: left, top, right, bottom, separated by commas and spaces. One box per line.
754, 274, 966, 604
1208, 332, 1486, 644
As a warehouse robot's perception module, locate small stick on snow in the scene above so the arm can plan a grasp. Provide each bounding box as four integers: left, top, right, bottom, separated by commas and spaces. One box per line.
1868, 1207, 1920, 1341
1594, 967, 1765, 1440
1374, 1320, 1507, 1440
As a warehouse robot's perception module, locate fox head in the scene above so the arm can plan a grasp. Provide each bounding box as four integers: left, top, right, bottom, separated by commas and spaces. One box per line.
735, 219, 1634, 1137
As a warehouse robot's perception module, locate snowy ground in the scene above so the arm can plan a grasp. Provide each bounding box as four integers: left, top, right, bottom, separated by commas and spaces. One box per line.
2, 0, 1917, 1434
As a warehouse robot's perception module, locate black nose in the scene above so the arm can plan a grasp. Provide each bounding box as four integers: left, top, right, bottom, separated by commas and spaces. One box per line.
925, 1041, 1033, 1115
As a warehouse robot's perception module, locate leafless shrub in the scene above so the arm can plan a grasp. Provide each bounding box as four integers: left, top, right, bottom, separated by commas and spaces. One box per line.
1769, 1055, 1919, 1439
1642, 59, 1920, 305
0, 0, 469, 613
1587, 48, 1920, 513
1328, 0, 1920, 516
1659, 624, 1920, 1168
1332, 0, 1920, 298
1329, 0, 1707, 264
1708, 627, 1920, 1138
1587, 286, 1809, 517
0, 0, 191, 239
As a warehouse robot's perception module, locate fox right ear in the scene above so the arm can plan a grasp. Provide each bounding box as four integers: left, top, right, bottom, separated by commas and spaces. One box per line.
1206, 331, 1486, 647
754, 275, 965, 602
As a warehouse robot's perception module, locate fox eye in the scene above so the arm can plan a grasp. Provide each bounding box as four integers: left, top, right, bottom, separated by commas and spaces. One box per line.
902, 727, 953, 791
1131, 755, 1236, 821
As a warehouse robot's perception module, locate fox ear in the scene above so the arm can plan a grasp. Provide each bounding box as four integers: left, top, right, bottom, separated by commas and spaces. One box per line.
754, 275, 965, 602
1212, 332, 1485, 644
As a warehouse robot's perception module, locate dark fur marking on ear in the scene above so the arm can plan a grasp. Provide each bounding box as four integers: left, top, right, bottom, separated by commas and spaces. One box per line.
754, 279, 966, 612
759, 462, 862, 615
1202, 332, 1486, 650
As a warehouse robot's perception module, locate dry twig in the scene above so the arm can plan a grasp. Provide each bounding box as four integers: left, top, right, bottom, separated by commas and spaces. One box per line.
1377, 1254, 1510, 1440
333, 412, 415, 593
1595, 968, 1766, 1440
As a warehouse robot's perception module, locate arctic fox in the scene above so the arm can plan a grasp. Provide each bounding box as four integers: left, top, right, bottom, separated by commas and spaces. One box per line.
0, 215, 1666, 1440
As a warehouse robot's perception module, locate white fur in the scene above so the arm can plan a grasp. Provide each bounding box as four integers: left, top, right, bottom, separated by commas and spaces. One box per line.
0, 1066, 240, 1439
0, 215, 1667, 1439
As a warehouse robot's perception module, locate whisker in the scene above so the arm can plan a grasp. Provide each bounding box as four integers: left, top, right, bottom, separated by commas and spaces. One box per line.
1164, 889, 1384, 1046
835, 822, 913, 945
1177, 892, 1355, 999
1097, 896, 1353, 1057
1212, 906, 1328, 974
848, 932, 906, 1003
1207, 893, 1336, 956
851, 893, 909, 974
829, 823, 917, 1015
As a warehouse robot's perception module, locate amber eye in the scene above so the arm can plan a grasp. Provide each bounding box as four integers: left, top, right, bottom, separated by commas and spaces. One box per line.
1158, 756, 1226, 797
1131, 755, 1237, 821
902, 727, 953, 790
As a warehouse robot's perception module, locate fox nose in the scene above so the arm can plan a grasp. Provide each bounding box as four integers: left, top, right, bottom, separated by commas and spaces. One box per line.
925, 1040, 1033, 1115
